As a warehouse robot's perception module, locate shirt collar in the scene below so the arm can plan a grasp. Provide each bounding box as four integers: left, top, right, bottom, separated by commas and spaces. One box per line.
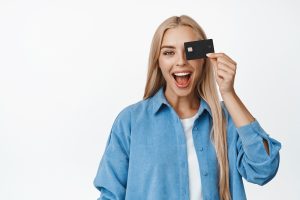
151, 86, 212, 117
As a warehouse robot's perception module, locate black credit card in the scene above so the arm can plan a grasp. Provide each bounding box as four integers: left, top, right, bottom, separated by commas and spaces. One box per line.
184, 39, 214, 60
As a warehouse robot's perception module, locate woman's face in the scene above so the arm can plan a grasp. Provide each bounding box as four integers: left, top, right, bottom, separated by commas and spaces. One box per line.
158, 25, 205, 98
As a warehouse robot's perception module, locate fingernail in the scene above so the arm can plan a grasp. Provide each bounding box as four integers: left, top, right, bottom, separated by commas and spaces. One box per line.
206, 53, 211, 57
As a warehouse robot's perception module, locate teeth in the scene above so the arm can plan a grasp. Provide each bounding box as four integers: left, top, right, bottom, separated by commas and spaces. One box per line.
173, 72, 191, 76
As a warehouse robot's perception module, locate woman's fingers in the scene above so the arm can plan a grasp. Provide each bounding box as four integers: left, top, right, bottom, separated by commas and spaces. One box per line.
217, 63, 235, 75
216, 57, 236, 72
206, 52, 237, 66
216, 68, 231, 80
206, 52, 237, 95
206, 52, 236, 73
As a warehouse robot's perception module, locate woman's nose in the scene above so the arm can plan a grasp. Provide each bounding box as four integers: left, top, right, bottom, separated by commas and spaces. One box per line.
176, 51, 187, 66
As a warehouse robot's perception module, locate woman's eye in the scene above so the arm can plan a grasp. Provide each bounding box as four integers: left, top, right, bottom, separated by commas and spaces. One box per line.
163, 51, 174, 56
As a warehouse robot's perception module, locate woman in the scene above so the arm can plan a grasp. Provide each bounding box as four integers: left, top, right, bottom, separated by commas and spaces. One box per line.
93, 15, 281, 200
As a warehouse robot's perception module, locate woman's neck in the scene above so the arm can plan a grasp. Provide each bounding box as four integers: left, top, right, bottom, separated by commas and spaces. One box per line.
164, 88, 200, 119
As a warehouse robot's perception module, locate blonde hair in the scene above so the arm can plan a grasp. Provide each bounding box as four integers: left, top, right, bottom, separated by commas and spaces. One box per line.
143, 15, 231, 200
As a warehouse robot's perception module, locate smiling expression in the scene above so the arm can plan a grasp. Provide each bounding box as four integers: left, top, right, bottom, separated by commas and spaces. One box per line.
158, 25, 205, 98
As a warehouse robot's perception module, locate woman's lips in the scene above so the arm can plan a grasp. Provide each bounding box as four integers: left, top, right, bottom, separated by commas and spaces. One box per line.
172, 73, 192, 88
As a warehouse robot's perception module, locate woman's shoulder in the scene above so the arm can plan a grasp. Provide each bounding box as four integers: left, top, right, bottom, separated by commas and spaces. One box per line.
112, 98, 152, 127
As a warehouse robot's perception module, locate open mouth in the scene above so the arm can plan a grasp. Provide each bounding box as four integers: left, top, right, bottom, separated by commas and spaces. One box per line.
172, 72, 192, 88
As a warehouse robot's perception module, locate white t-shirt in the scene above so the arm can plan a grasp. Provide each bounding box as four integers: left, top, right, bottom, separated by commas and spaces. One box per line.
180, 113, 202, 200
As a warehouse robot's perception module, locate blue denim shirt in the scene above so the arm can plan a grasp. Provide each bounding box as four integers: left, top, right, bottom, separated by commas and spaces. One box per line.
93, 86, 281, 200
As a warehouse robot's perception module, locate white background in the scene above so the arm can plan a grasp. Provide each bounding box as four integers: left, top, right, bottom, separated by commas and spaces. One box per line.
1, 0, 299, 199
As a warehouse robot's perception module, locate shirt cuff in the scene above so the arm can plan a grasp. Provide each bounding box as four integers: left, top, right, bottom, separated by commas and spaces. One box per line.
236, 118, 269, 146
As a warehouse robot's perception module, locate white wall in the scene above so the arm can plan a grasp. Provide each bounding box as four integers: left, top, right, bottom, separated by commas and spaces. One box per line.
0, 0, 299, 199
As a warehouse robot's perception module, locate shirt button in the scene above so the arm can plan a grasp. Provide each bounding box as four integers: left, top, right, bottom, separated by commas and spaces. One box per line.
199, 147, 203, 151
194, 127, 198, 130
203, 172, 208, 176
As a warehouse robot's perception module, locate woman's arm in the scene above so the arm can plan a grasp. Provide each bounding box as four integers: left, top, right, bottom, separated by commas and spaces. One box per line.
207, 52, 281, 185
233, 117, 281, 185
222, 91, 269, 155
220, 100, 281, 186
207, 52, 269, 154
93, 108, 131, 199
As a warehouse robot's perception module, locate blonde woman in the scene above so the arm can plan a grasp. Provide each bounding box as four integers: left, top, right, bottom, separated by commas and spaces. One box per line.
93, 15, 281, 200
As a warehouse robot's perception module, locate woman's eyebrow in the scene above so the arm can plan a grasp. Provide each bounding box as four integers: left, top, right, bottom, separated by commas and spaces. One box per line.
160, 45, 175, 49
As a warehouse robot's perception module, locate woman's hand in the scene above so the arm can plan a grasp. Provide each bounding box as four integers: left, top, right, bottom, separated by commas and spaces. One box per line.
206, 52, 237, 97
206, 52, 256, 128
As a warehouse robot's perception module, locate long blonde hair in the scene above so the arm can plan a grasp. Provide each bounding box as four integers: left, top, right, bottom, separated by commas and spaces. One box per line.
143, 15, 231, 200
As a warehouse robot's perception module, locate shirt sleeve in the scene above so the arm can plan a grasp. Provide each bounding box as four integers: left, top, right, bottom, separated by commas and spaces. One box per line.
235, 118, 282, 185
93, 108, 131, 200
